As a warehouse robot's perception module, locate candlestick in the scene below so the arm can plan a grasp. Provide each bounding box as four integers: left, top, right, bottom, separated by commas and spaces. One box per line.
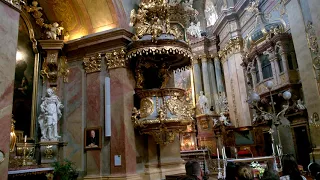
217, 148, 220, 159
22, 137, 27, 166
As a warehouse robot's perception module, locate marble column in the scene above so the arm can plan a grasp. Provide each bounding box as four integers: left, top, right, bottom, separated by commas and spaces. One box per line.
250, 70, 257, 91
264, 49, 278, 84
308, 0, 320, 46
201, 57, 212, 108
285, 0, 320, 160
208, 58, 219, 113
0, 1, 20, 179
214, 56, 225, 93
192, 59, 203, 102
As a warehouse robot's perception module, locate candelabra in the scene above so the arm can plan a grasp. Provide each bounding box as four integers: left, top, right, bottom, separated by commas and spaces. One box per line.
248, 80, 292, 171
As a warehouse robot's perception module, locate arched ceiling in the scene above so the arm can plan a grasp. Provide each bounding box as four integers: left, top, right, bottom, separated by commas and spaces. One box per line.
37, 0, 119, 40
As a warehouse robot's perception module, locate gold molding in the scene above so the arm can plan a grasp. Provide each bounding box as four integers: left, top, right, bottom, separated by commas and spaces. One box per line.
105, 48, 127, 69
83, 53, 102, 74
218, 37, 243, 61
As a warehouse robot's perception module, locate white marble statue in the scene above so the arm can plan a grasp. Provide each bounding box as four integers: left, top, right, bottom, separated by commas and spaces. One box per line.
187, 22, 202, 38
197, 91, 210, 114
46, 22, 64, 40
205, 4, 218, 27
219, 112, 231, 126
168, 0, 181, 6
182, 0, 194, 11
38, 88, 64, 141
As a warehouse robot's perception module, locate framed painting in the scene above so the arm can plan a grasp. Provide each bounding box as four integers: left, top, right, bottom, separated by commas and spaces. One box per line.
84, 127, 102, 150
12, 12, 40, 139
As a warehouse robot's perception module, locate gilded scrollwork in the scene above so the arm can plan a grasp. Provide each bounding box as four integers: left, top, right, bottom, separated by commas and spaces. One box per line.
83, 53, 102, 73
23, 1, 65, 40
218, 37, 243, 60
58, 56, 69, 83
44, 145, 53, 159
105, 48, 128, 69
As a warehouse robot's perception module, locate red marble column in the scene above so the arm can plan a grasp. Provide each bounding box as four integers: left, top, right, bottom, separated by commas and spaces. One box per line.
0, 1, 20, 179
109, 68, 137, 175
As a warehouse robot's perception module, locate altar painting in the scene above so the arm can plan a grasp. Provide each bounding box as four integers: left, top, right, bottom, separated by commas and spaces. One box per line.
12, 16, 36, 138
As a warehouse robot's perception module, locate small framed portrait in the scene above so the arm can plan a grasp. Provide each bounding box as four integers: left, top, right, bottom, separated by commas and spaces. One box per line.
84, 127, 102, 150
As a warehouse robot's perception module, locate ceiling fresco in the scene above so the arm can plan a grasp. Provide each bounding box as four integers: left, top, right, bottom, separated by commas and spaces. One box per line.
37, 0, 119, 40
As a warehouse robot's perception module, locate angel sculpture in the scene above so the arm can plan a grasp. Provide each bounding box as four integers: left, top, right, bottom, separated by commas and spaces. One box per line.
46, 22, 64, 40
187, 22, 202, 38
182, 0, 194, 12
25, 0, 43, 12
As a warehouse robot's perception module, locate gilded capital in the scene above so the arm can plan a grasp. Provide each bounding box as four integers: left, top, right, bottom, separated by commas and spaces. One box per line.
105, 48, 128, 69
219, 37, 243, 58
83, 53, 102, 73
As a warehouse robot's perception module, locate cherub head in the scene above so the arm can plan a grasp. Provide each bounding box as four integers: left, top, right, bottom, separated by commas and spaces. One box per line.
32, 1, 38, 7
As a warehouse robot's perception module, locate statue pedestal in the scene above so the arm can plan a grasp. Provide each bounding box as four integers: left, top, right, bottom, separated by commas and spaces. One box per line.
39, 141, 67, 164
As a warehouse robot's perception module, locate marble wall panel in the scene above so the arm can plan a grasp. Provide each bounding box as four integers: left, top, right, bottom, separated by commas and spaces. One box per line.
0, 1, 20, 179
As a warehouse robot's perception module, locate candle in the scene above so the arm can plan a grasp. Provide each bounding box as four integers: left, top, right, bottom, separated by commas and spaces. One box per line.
222, 147, 225, 160
217, 148, 220, 159
24, 135, 27, 143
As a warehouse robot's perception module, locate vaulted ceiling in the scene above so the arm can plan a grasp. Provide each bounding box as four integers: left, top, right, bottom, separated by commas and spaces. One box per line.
37, 0, 120, 40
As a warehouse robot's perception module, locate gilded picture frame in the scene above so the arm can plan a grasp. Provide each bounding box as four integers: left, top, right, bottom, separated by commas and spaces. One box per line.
84, 127, 102, 151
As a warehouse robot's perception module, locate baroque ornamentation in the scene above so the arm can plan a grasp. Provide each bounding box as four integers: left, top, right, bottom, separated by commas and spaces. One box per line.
218, 37, 243, 60
58, 56, 69, 83
24, 1, 65, 40
306, 21, 320, 86
44, 145, 54, 159
105, 48, 127, 69
140, 98, 154, 118
83, 53, 102, 73
41, 54, 58, 83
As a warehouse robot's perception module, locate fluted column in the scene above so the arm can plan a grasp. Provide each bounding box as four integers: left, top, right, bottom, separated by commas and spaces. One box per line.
214, 56, 225, 94
192, 58, 203, 102
201, 56, 212, 107
208, 57, 219, 113
277, 42, 289, 72
250, 70, 257, 91
264, 48, 278, 83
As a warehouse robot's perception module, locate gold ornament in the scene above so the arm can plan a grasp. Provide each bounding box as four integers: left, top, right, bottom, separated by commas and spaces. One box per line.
105, 48, 127, 69
83, 53, 102, 73
140, 98, 154, 118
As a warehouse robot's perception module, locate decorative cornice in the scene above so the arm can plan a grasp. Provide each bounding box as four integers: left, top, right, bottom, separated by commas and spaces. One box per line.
83, 53, 102, 74
218, 37, 243, 60
105, 48, 127, 69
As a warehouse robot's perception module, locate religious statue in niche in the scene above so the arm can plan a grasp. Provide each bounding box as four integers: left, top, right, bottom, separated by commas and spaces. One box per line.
38, 88, 64, 141
135, 66, 144, 89
197, 91, 210, 114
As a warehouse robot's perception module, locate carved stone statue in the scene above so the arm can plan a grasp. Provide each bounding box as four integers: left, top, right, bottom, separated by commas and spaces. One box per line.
135, 67, 144, 89
197, 91, 210, 114
187, 22, 202, 38
46, 22, 64, 40
219, 112, 231, 126
38, 88, 64, 141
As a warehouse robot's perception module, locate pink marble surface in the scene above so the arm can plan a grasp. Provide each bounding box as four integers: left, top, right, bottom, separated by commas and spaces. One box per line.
64, 66, 84, 169
109, 68, 137, 175
0, 1, 20, 179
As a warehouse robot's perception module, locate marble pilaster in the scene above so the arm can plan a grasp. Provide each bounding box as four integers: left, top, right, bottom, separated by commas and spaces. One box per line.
285, 0, 320, 159
208, 58, 219, 113
109, 68, 137, 176
192, 59, 203, 102
0, 1, 20, 179
214, 56, 225, 93
201, 57, 212, 108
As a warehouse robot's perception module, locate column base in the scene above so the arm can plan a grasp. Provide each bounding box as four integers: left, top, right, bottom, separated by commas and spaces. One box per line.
84, 174, 142, 180
143, 159, 185, 180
